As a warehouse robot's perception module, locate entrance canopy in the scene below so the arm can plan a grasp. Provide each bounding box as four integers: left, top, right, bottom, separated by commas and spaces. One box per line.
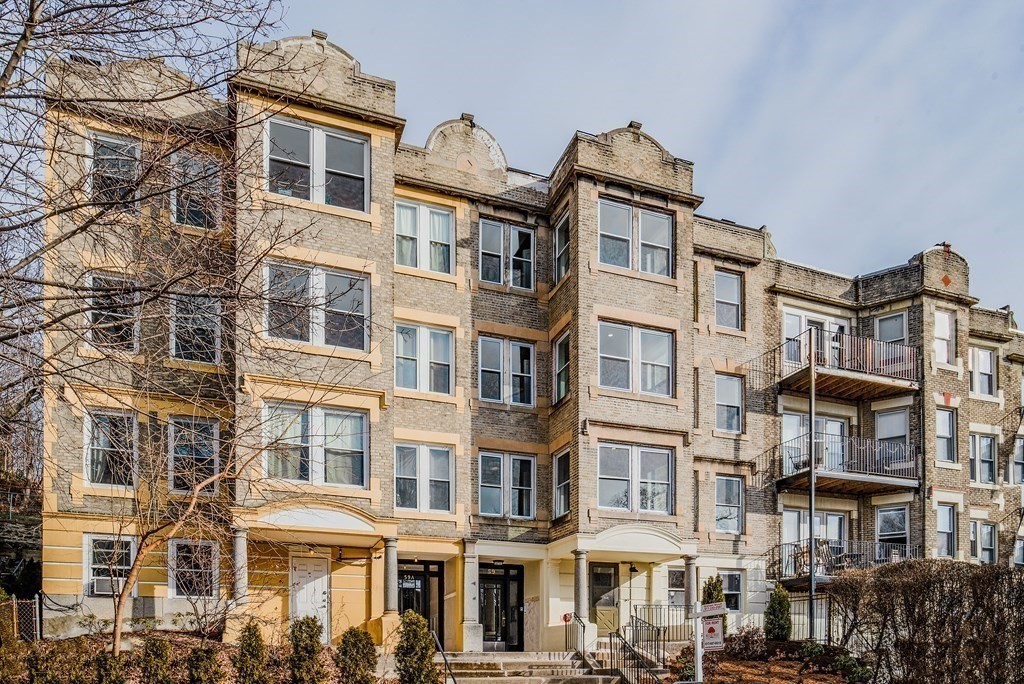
552, 524, 698, 563
236, 498, 398, 548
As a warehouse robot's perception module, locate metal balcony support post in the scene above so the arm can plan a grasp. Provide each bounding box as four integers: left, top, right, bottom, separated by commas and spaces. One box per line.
808, 331, 817, 642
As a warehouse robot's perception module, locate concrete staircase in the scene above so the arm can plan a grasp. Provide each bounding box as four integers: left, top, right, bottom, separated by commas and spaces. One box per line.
590, 637, 671, 680
435, 651, 618, 684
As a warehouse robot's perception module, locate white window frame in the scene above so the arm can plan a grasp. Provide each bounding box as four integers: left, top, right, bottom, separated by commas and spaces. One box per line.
875, 312, 907, 345
667, 568, 686, 606
477, 452, 536, 520
262, 402, 369, 489
87, 131, 140, 212
969, 346, 996, 396
597, 321, 673, 397
553, 331, 571, 404
1014, 437, 1024, 484
969, 433, 996, 484
84, 534, 137, 597
87, 272, 140, 353
477, 337, 535, 407
395, 322, 454, 395
553, 213, 570, 284
714, 270, 743, 330
394, 443, 454, 513
876, 505, 909, 546
1015, 538, 1024, 567
510, 225, 536, 291
876, 408, 909, 448
83, 409, 138, 489
168, 416, 220, 495
264, 262, 371, 351
168, 539, 219, 600
718, 571, 743, 612
395, 200, 455, 275
936, 504, 956, 558
478, 219, 504, 285
170, 294, 222, 365
265, 116, 369, 212
598, 198, 633, 269
714, 475, 744, 534
936, 408, 956, 463
970, 520, 978, 558
933, 309, 955, 364
172, 151, 221, 230
979, 522, 996, 564
715, 374, 744, 433
597, 442, 673, 514
638, 209, 673, 277
553, 450, 570, 519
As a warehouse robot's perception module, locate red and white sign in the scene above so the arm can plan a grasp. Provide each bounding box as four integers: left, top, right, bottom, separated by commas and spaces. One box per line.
702, 617, 725, 651
700, 602, 726, 615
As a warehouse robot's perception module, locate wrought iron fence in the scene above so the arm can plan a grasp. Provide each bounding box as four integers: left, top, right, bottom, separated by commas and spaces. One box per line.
777, 432, 919, 480
607, 630, 663, 684
620, 614, 667, 668
632, 603, 693, 642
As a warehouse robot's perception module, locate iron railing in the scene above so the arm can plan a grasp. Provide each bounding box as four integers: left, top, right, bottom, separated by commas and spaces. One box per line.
763, 432, 919, 481
767, 538, 922, 580
621, 614, 667, 668
632, 603, 693, 642
563, 611, 586, 658
431, 630, 456, 684
607, 630, 663, 684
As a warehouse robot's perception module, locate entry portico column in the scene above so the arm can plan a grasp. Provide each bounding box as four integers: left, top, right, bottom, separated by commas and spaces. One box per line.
684, 555, 697, 615
384, 537, 399, 615
232, 527, 249, 605
572, 549, 589, 620
461, 539, 483, 650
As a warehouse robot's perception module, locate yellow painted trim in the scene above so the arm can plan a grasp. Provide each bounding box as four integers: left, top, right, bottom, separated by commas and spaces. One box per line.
253, 336, 383, 371
549, 431, 574, 455
63, 384, 231, 421
394, 185, 469, 218
475, 321, 550, 346
240, 93, 397, 140
394, 504, 467, 530
75, 344, 146, 365
393, 387, 466, 413
394, 263, 466, 290
262, 243, 381, 286
586, 424, 686, 449
393, 428, 463, 455
589, 257, 684, 289
241, 373, 388, 420
394, 307, 463, 336
255, 190, 382, 230
475, 437, 550, 458
549, 310, 574, 341
252, 478, 382, 506
162, 358, 226, 374
592, 304, 681, 332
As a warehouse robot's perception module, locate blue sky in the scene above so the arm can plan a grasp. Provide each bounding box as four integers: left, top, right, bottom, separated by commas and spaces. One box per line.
277, 1, 1024, 317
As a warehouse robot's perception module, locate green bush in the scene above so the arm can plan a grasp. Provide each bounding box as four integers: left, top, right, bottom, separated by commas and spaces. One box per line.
725, 625, 766, 660
92, 651, 125, 684
800, 641, 825, 659
234, 621, 270, 684
27, 637, 94, 684
764, 584, 792, 641
289, 616, 326, 684
137, 637, 172, 684
0, 641, 29, 684
187, 647, 225, 684
336, 627, 377, 684
701, 575, 727, 634
394, 611, 437, 684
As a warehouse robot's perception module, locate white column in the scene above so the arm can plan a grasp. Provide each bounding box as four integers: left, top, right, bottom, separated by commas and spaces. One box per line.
461, 539, 483, 650
573, 550, 589, 620
684, 555, 697, 614
384, 537, 399, 615
233, 527, 248, 604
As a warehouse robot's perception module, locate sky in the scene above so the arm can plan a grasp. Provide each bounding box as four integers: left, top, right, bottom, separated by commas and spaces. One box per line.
276, 0, 1024, 316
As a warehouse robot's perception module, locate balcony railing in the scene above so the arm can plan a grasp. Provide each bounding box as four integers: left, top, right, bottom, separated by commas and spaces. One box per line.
767, 539, 922, 581
769, 432, 919, 482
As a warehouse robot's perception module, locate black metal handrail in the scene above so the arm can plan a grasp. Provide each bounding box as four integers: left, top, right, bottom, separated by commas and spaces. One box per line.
776, 432, 919, 480
563, 611, 586, 657
432, 630, 456, 684
623, 614, 667, 668
767, 538, 922, 580
607, 630, 663, 684
632, 603, 693, 642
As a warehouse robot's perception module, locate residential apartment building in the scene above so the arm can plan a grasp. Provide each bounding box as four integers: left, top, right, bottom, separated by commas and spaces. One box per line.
38, 32, 1024, 651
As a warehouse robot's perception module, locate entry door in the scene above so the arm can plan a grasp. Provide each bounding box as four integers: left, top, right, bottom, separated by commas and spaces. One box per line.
589, 563, 619, 635
290, 557, 330, 643
479, 565, 524, 652
480, 577, 504, 649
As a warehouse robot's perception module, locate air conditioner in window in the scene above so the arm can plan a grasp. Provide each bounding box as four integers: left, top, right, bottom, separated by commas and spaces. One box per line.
91, 577, 125, 596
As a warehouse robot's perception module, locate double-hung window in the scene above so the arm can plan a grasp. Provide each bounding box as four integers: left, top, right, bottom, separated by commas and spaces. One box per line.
87, 536, 135, 596
478, 337, 535, 406
936, 409, 956, 463
169, 539, 217, 599
715, 375, 743, 433
969, 433, 996, 484
90, 132, 139, 212
395, 201, 454, 275
877, 506, 908, 552
266, 263, 370, 350
667, 569, 686, 606
978, 522, 996, 564
86, 411, 136, 487
478, 452, 535, 519
267, 118, 368, 211
553, 332, 570, 403
715, 271, 743, 330
395, 323, 454, 394
1014, 437, 1024, 484
639, 210, 672, 276
553, 451, 570, 518
936, 504, 956, 557
478, 220, 535, 290
719, 571, 742, 611
934, 310, 955, 364
969, 347, 996, 396
597, 443, 672, 514
264, 403, 368, 487
553, 214, 570, 284
598, 199, 673, 276
174, 153, 220, 229
171, 295, 221, 365
169, 417, 219, 493
876, 409, 909, 460
395, 443, 453, 512
89, 274, 138, 352
876, 313, 907, 345
598, 322, 673, 396
715, 476, 743, 533
598, 199, 631, 268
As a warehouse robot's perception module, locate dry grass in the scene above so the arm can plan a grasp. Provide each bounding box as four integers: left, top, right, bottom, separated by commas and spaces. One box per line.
707, 658, 848, 683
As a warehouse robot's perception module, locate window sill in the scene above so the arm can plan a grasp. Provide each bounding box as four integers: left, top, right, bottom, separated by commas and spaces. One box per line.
589, 259, 681, 288
589, 385, 681, 408
394, 509, 461, 523
712, 430, 749, 441
592, 508, 676, 523
934, 361, 960, 374
253, 479, 378, 501
163, 358, 225, 374
255, 336, 382, 369
969, 482, 1001, 491
76, 344, 145, 365
395, 264, 465, 289
258, 190, 378, 229
471, 515, 546, 529
474, 279, 542, 299
935, 461, 962, 471
969, 392, 1003, 406
394, 387, 465, 410
714, 326, 748, 340
472, 399, 545, 415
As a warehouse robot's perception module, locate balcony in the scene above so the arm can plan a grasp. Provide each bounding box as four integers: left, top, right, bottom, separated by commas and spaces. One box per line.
761, 432, 919, 495
767, 538, 922, 589
747, 329, 919, 401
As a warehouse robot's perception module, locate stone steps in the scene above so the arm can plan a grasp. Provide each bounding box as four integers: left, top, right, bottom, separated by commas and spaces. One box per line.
434, 651, 615, 684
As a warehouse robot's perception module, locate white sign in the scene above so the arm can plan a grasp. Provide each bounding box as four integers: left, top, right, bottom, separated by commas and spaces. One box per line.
702, 616, 725, 651
699, 601, 726, 615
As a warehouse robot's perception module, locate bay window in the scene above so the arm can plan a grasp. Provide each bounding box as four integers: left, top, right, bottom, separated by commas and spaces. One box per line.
171, 295, 220, 365
478, 452, 535, 519
395, 444, 453, 512
553, 331, 570, 403
935, 408, 956, 463
266, 263, 369, 350
395, 201, 454, 274
395, 323, 454, 394
597, 443, 672, 514
169, 417, 219, 493
264, 403, 368, 487
553, 214, 570, 283
715, 476, 743, 533
715, 375, 743, 433
936, 504, 955, 558
553, 451, 570, 518
933, 309, 955, 364
478, 337, 535, 406
969, 433, 996, 484
969, 347, 996, 396
267, 118, 368, 211
714, 271, 743, 330
85, 411, 136, 487
598, 321, 673, 396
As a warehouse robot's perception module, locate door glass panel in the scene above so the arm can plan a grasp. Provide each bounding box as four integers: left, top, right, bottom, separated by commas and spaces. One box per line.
507, 578, 521, 649
480, 580, 502, 642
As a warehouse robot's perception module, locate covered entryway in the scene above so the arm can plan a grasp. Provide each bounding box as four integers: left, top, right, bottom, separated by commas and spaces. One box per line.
480, 563, 524, 652
398, 560, 444, 637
